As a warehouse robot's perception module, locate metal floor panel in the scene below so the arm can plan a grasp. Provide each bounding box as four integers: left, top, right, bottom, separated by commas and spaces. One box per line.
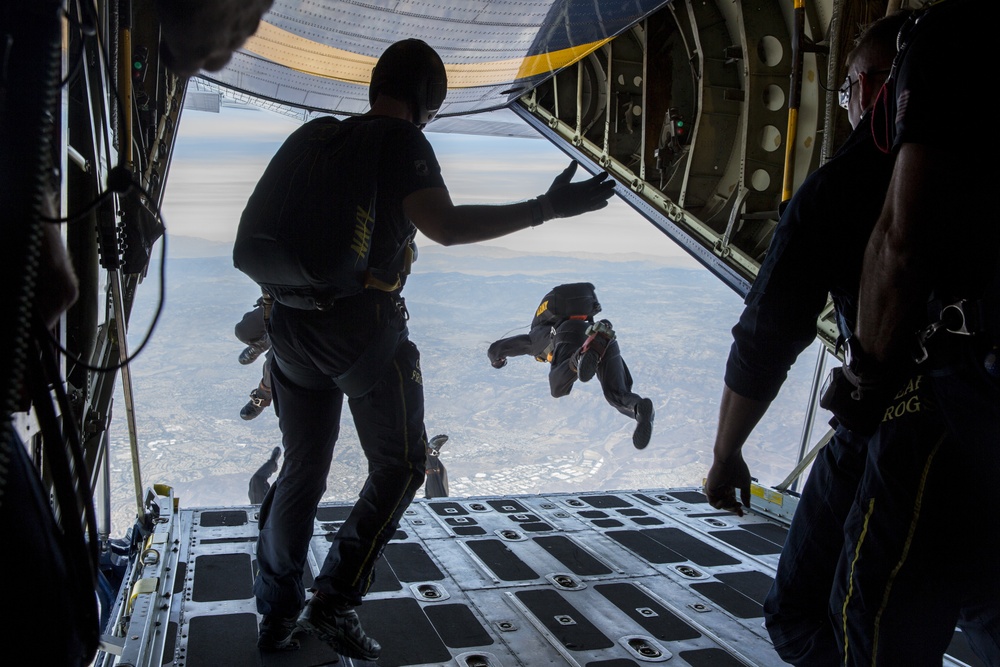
164, 487, 791, 666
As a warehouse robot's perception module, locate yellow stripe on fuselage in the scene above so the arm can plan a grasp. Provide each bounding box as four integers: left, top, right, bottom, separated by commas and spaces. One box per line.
243, 21, 610, 88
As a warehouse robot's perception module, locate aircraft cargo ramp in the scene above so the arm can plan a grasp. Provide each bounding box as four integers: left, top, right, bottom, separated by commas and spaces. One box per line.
96, 487, 983, 667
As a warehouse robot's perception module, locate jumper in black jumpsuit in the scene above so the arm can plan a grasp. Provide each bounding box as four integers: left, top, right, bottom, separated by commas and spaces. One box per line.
487, 283, 645, 420
234, 296, 272, 393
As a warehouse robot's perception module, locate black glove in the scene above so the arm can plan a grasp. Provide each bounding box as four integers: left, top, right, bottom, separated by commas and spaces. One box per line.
537, 161, 615, 220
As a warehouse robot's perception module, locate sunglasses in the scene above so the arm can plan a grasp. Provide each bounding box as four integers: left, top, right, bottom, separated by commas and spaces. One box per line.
838, 75, 858, 109
838, 70, 891, 110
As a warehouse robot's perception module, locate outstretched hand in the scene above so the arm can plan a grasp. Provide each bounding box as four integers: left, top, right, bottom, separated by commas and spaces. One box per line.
539, 161, 615, 219
487, 341, 507, 368
704, 453, 752, 517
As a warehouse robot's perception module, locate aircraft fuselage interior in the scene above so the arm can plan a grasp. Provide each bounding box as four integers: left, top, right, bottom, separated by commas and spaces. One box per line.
3, 1, 987, 666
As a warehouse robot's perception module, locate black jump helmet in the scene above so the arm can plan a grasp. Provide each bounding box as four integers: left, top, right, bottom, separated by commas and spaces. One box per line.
369, 39, 447, 127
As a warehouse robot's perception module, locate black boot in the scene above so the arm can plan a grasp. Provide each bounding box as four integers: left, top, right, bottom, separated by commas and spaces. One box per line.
239, 342, 268, 365
632, 398, 654, 449
257, 613, 301, 651
297, 592, 381, 660
240, 384, 272, 420
576, 319, 615, 382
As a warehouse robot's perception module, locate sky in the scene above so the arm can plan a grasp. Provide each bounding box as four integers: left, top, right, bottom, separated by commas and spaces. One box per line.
161, 105, 699, 267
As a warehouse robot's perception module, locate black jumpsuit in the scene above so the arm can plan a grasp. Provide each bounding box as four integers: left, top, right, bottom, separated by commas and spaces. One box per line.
254, 115, 444, 616
487, 283, 645, 420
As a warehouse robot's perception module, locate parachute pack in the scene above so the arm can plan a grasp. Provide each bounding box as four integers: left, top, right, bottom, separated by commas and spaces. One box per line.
531, 282, 602, 330
233, 116, 391, 310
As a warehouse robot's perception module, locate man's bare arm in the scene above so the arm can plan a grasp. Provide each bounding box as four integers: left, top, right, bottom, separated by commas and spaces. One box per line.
855, 143, 936, 365
704, 385, 771, 515
404, 162, 615, 246
404, 188, 539, 246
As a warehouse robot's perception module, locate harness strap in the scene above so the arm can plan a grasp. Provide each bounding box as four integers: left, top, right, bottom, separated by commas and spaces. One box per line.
261, 292, 274, 323
363, 231, 418, 293
915, 296, 989, 363
363, 270, 402, 292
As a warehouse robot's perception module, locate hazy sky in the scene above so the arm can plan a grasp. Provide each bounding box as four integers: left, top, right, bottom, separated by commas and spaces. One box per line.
162, 105, 699, 266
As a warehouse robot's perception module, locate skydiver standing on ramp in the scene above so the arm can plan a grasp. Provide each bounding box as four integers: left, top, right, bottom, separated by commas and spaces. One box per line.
236, 40, 617, 660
